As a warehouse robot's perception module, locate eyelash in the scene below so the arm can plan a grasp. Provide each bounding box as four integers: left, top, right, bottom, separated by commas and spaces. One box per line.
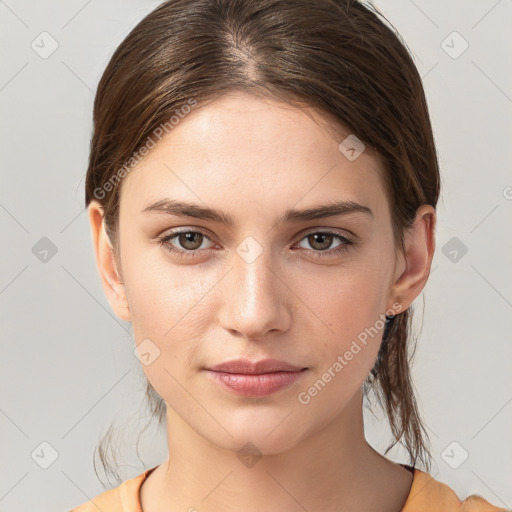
157, 229, 355, 260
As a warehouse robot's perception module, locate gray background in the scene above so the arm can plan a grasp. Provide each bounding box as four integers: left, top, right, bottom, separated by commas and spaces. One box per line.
1, 0, 511, 510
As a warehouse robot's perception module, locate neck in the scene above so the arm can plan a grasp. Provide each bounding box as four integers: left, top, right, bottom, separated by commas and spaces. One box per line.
141, 389, 413, 512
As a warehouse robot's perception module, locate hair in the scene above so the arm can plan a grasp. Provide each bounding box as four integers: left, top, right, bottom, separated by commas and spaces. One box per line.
85, 0, 440, 485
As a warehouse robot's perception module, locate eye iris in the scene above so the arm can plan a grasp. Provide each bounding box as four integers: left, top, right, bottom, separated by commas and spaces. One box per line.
309, 233, 333, 251
179, 232, 203, 250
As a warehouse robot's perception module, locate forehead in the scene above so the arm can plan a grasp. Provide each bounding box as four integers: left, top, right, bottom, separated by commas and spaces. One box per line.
119, 91, 389, 221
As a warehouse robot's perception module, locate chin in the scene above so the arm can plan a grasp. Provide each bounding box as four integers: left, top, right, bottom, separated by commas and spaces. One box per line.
215, 431, 303, 458
197, 413, 309, 456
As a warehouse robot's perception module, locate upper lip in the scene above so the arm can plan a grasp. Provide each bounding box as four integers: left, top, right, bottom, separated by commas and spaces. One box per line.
207, 358, 306, 374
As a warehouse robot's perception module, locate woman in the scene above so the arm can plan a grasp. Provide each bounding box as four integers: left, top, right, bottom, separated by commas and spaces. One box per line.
70, 0, 507, 510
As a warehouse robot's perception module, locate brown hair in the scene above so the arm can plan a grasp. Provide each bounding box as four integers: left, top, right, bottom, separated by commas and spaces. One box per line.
85, 0, 439, 484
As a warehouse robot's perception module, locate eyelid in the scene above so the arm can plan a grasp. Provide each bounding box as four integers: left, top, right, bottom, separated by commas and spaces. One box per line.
158, 228, 218, 249
158, 226, 356, 245
299, 227, 356, 243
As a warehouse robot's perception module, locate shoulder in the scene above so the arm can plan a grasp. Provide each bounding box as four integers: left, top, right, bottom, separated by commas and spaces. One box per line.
69, 485, 122, 512
68, 467, 157, 512
402, 469, 509, 512
459, 494, 510, 512
69, 487, 123, 512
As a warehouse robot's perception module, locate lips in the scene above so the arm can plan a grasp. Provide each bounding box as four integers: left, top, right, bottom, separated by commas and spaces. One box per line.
205, 358, 308, 397
207, 358, 306, 375
205, 358, 309, 397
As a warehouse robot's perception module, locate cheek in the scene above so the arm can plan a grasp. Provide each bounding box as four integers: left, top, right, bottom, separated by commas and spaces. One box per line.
122, 254, 215, 405
291, 268, 387, 413
121, 245, 224, 376
122, 244, 208, 332
292, 260, 389, 368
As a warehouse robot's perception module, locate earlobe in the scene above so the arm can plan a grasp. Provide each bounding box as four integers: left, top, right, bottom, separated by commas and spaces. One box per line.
387, 205, 436, 311
88, 201, 131, 322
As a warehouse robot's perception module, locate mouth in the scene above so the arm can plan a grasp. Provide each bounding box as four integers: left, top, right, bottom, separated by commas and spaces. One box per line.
206, 357, 308, 375
204, 358, 309, 397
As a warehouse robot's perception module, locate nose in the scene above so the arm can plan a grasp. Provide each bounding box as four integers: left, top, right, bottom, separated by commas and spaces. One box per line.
219, 244, 291, 341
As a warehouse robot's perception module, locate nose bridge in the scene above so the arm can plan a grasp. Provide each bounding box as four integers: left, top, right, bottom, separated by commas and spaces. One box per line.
233, 237, 277, 308
221, 236, 286, 338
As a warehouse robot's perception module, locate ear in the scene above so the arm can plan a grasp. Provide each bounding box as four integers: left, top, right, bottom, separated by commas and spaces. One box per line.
386, 204, 436, 312
88, 200, 131, 322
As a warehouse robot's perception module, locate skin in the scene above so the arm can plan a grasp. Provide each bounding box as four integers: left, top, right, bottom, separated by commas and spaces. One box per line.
88, 90, 436, 512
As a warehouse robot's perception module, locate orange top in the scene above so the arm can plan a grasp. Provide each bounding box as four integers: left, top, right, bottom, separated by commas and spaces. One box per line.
69, 465, 508, 511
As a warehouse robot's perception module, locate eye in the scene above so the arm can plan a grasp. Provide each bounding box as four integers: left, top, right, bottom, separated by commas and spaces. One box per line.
158, 228, 355, 259
294, 231, 354, 257
157, 229, 216, 258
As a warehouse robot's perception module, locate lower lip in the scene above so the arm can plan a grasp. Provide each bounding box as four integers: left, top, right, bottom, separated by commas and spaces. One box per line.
205, 369, 308, 397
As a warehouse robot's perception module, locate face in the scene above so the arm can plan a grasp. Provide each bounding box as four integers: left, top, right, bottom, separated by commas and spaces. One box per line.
91, 91, 427, 455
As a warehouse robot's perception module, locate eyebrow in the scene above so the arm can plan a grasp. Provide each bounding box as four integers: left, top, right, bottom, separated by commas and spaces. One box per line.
141, 198, 373, 228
